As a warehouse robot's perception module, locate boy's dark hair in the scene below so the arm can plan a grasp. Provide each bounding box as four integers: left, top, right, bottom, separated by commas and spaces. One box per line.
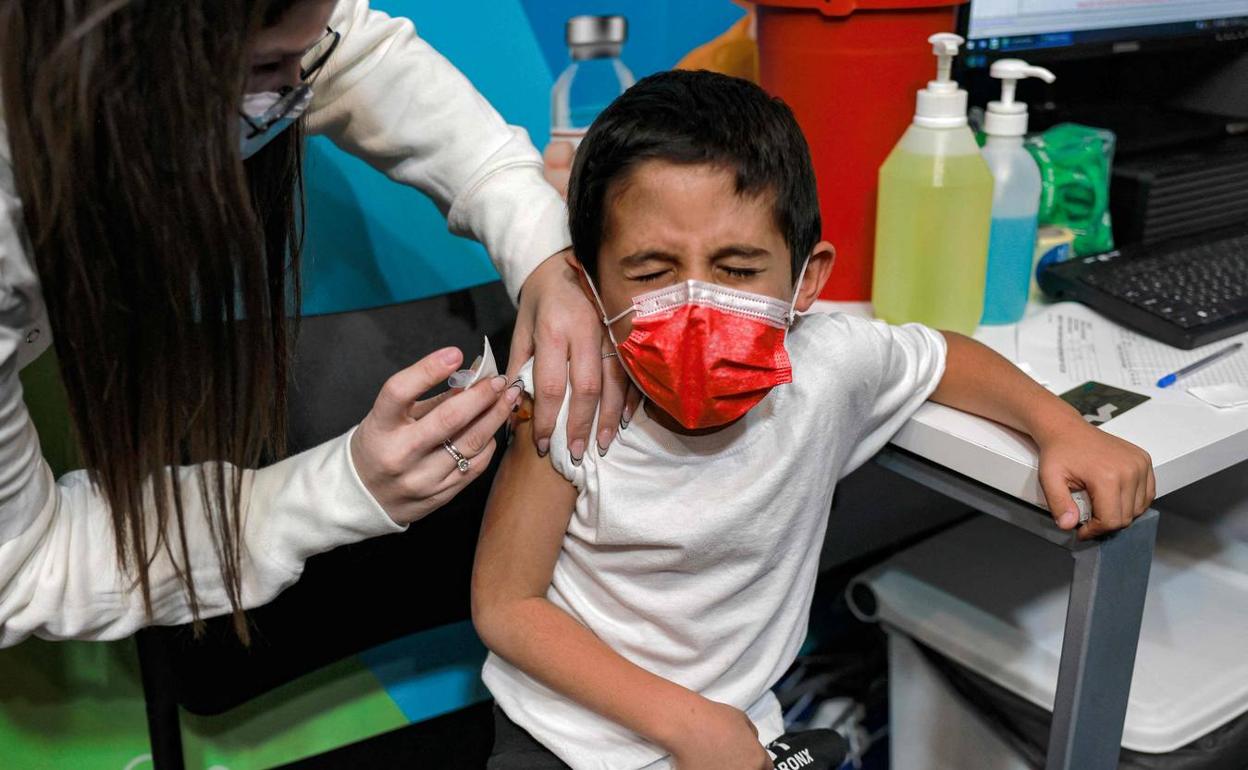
567, 69, 821, 285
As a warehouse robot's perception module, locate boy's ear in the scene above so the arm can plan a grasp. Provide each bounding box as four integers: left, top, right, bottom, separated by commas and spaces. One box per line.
564, 250, 600, 309
793, 241, 835, 313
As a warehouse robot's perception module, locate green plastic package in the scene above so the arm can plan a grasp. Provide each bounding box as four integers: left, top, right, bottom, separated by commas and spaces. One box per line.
1025, 123, 1116, 257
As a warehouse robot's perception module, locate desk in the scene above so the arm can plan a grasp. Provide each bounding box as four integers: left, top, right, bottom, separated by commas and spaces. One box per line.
812, 299, 1248, 770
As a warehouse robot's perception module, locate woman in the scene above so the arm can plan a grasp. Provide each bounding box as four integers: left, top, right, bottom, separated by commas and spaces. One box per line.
0, 0, 634, 645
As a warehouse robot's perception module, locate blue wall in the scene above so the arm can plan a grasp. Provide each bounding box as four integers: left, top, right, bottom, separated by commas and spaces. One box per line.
300, 1, 550, 315
300, 0, 743, 316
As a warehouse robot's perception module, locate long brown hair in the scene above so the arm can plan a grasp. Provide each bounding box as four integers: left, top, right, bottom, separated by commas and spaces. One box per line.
1, 0, 309, 640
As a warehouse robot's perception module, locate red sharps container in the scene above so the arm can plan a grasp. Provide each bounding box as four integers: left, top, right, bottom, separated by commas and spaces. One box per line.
754, 0, 968, 301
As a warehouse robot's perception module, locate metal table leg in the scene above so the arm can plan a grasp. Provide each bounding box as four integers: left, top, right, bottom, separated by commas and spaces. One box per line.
1046, 510, 1158, 770
875, 448, 1159, 770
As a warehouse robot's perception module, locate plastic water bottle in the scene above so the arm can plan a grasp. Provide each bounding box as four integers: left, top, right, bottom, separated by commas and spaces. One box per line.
551, 16, 635, 149
980, 59, 1056, 325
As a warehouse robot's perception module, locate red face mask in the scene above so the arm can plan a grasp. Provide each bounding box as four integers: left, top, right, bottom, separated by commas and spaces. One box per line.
595, 279, 798, 430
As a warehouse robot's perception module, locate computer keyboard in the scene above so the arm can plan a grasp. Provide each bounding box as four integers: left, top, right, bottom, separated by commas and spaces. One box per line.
1082, 234, 1248, 328
1039, 227, 1248, 349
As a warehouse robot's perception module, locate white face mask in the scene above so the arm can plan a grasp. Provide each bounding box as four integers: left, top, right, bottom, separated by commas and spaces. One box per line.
238, 87, 313, 160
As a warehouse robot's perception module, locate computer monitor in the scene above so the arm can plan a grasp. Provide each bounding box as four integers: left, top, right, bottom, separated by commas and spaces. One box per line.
959, 0, 1248, 69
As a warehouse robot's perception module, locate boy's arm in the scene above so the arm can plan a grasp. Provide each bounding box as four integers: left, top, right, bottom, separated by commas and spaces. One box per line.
471, 419, 770, 770
930, 332, 1156, 540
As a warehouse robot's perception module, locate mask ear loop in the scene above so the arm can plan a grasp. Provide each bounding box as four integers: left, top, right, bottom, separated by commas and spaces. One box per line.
577, 264, 653, 415
577, 264, 633, 348
785, 252, 818, 340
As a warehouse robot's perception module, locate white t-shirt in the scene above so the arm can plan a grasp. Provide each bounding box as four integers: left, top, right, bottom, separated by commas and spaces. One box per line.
482, 312, 947, 770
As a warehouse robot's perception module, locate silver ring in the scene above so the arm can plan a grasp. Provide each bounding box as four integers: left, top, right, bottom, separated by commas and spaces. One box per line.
601, 351, 618, 360
442, 440, 471, 473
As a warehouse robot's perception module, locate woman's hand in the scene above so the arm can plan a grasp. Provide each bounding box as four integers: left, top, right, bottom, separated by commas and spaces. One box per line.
667, 698, 773, 770
509, 250, 641, 464
351, 347, 522, 525
1034, 414, 1156, 541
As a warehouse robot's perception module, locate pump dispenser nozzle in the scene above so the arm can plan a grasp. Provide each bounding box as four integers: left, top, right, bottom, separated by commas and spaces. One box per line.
984, 59, 1056, 137
914, 33, 968, 128
930, 33, 961, 89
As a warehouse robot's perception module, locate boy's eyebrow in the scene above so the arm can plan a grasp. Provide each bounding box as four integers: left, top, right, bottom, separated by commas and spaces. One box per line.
710, 244, 771, 260
619, 250, 680, 267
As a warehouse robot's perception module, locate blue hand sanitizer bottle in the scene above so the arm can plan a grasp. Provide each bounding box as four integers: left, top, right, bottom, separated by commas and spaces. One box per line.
980, 59, 1055, 325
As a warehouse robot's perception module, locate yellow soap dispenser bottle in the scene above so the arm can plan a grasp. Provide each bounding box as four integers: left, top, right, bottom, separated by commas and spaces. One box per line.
872, 33, 994, 335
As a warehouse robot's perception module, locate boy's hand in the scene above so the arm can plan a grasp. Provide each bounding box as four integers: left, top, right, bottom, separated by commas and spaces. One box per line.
930, 332, 1155, 542
668, 699, 772, 770
1035, 416, 1156, 541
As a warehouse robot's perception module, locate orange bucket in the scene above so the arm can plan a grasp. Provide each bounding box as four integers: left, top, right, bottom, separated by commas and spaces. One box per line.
756, 0, 968, 300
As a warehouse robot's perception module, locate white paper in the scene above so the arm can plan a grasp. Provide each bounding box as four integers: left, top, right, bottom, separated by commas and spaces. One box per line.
1016, 303, 1248, 397
1188, 383, 1248, 409
447, 336, 499, 390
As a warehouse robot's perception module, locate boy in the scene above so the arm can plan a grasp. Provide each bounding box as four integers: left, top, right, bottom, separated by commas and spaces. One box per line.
472, 70, 1154, 770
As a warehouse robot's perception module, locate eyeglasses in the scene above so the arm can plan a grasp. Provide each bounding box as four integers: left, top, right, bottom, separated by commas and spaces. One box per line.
241, 26, 340, 138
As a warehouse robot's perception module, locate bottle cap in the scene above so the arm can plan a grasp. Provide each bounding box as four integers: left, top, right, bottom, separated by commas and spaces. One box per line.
984, 59, 1056, 137
915, 33, 969, 129
566, 15, 627, 60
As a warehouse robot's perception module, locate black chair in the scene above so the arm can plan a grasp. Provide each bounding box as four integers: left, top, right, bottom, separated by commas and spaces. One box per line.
137, 283, 517, 769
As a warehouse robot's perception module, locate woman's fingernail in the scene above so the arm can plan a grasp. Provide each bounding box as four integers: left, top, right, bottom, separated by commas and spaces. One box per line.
620, 407, 632, 430
597, 430, 613, 457
440, 348, 461, 365
1061, 510, 1078, 528
537, 438, 549, 458
569, 440, 585, 466
490, 375, 507, 393
506, 383, 523, 405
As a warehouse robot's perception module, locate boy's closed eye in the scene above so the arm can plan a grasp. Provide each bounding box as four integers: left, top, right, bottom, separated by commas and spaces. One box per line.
622, 252, 678, 284
619, 245, 774, 286
631, 268, 672, 284
712, 245, 771, 284
720, 266, 761, 279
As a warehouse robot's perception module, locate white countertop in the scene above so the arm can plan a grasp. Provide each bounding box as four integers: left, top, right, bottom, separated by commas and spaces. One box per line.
810, 299, 1248, 508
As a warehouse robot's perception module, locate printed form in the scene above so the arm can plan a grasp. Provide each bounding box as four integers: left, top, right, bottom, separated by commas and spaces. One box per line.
1016, 302, 1248, 406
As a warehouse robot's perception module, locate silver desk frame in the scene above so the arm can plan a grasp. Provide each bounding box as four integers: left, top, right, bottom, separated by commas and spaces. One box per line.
876, 446, 1160, 770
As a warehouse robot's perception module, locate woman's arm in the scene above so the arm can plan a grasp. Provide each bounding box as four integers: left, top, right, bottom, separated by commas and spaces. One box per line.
0, 428, 401, 646
472, 420, 770, 769
0, 347, 516, 645
0, 152, 512, 643
307, 0, 568, 302
307, 2, 635, 456
930, 331, 1155, 540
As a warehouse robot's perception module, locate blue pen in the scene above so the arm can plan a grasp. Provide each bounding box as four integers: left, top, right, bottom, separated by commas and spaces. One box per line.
1156, 342, 1244, 388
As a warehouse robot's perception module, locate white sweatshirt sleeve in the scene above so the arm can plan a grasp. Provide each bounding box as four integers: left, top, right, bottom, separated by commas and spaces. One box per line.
307, 0, 572, 301
0, 123, 404, 648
